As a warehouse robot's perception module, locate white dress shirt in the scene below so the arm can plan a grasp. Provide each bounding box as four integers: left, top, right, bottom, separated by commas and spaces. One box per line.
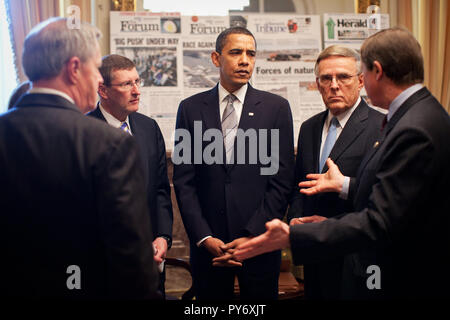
98, 103, 132, 135
319, 97, 360, 200
218, 82, 247, 122
320, 96, 361, 161
29, 87, 75, 105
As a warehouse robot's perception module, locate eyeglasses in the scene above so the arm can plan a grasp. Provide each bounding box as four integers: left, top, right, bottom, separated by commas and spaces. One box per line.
318, 73, 359, 86
109, 78, 144, 90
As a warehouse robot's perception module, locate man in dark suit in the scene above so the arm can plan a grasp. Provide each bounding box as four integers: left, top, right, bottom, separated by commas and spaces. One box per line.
287, 45, 384, 299
0, 18, 159, 299
88, 54, 173, 297
234, 27, 450, 299
173, 27, 294, 300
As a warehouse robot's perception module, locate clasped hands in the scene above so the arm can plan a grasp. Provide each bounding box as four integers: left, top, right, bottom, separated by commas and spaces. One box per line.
204, 237, 251, 267
209, 216, 327, 266
211, 159, 344, 263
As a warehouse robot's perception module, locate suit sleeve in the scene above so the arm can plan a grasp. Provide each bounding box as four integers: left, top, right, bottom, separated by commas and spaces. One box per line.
245, 98, 295, 236
95, 134, 159, 299
154, 123, 174, 246
289, 128, 434, 265
172, 102, 213, 244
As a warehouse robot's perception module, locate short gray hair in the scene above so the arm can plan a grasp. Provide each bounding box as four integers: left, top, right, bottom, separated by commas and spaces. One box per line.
314, 45, 361, 77
22, 17, 102, 81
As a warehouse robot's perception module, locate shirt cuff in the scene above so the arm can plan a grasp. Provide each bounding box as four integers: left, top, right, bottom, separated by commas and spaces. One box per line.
196, 235, 212, 247
339, 176, 350, 200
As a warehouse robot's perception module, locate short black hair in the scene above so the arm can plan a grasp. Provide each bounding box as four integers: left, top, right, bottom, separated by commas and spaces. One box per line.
215, 27, 256, 53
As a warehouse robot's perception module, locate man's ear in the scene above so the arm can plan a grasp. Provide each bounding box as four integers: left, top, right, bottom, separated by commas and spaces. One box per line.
357, 72, 364, 90
98, 83, 108, 100
373, 61, 383, 81
211, 51, 220, 67
65, 56, 81, 84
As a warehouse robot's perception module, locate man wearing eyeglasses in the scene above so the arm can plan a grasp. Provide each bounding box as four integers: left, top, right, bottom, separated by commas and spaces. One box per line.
88, 54, 173, 298
287, 45, 384, 299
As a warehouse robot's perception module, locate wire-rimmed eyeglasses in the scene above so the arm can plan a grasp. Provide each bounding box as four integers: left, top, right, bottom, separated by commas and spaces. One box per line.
109, 78, 145, 90
318, 73, 359, 86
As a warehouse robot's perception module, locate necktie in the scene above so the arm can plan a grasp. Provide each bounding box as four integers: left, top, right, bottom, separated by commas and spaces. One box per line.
222, 94, 238, 164
120, 122, 131, 135
381, 114, 388, 131
319, 117, 339, 172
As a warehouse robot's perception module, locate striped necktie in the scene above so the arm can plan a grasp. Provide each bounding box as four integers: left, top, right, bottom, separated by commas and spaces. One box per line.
120, 122, 131, 135
222, 94, 238, 164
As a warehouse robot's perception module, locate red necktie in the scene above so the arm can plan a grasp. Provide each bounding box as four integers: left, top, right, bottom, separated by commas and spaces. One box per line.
381, 115, 388, 131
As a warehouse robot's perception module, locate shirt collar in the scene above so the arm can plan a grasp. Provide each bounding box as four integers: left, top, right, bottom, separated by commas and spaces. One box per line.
218, 82, 248, 104
326, 96, 361, 129
388, 83, 423, 121
99, 103, 130, 129
29, 87, 75, 105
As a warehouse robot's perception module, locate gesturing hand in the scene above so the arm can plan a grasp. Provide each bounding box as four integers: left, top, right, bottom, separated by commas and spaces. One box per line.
299, 158, 345, 195
233, 219, 290, 262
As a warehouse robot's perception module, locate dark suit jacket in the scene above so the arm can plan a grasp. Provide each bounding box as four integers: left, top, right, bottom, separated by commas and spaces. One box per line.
0, 93, 159, 299
287, 99, 384, 299
173, 84, 294, 296
289, 87, 450, 299
88, 107, 173, 244
173, 84, 294, 244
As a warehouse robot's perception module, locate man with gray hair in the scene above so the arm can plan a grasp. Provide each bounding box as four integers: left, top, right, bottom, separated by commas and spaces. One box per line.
0, 18, 159, 299
287, 45, 384, 299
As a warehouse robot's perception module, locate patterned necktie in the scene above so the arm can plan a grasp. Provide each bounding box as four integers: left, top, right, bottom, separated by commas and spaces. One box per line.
120, 122, 131, 135
222, 94, 238, 164
319, 117, 339, 172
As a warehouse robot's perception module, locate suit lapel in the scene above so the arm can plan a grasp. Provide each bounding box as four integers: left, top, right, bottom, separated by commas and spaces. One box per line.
229, 85, 261, 170
314, 111, 327, 173
128, 113, 143, 143
128, 113, 150, 176
89, 102, 107, 121
201, 85, 222, 131
328, 100, 369, 165
201, 85, 228, 168
237, 84, 260, 132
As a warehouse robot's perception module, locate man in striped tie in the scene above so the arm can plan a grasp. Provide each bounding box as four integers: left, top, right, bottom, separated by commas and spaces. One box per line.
173, 27, 294, 300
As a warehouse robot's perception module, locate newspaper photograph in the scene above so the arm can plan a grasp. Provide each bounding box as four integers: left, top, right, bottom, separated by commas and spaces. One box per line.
181, 16, 228, 98
246, 14, 324, 141
110, 12, 183, 149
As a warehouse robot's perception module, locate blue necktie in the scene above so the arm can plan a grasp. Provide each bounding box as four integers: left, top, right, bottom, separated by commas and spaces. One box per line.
120, 122, 131, 135
319, 117, 339, 172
